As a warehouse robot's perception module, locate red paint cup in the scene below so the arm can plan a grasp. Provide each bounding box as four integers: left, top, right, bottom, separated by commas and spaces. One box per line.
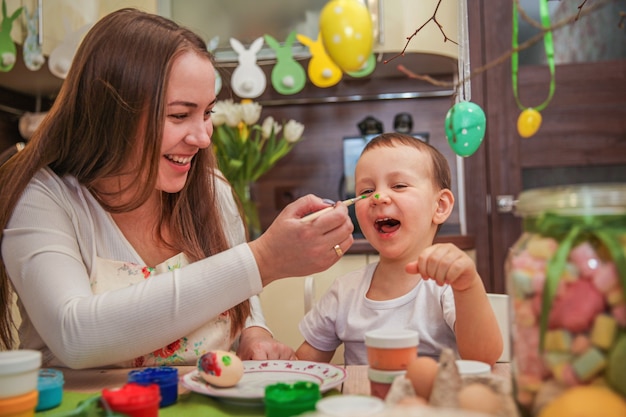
102, 383, 160, 417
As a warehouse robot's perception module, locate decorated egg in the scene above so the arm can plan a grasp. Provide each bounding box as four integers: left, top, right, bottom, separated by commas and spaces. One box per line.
445, 101, 487, 157
517, 108, 542, 138
197, 350, 244, 388
320, 0, 374, 73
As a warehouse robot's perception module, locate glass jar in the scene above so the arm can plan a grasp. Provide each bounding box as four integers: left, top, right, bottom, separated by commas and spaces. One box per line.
506, 183, 626, 416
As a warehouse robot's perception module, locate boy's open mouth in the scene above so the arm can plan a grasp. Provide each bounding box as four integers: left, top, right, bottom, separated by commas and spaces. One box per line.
375, 218, 400, 234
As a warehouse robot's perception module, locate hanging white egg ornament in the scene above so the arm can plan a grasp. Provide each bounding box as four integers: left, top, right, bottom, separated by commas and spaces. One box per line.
517, 108, 542, 138
445, 102, 487, 157
319, 0, 374, 73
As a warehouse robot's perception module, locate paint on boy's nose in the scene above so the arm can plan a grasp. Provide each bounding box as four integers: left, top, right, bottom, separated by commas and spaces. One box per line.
374, 194, 380, 199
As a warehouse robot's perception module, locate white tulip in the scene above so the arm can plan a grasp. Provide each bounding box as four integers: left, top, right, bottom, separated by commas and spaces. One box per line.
211, 100, 228, 126
225, 102, 243, 128
241, 101, 262, 125
261, 116, 282, 139
284, 120, 304, 143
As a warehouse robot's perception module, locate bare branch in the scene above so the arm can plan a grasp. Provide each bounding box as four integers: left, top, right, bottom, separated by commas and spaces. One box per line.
384, 0, 458, 64
391, 0, 616, 90
396, 64, 453, 88
576, 1, 589, 21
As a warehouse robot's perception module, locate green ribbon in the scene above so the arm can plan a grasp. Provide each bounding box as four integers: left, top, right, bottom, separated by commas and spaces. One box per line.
524, 213, 626, 350
512, 0, 556, 112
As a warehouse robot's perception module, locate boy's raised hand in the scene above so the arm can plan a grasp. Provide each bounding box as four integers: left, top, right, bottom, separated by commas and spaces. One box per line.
405, 243, 479, 292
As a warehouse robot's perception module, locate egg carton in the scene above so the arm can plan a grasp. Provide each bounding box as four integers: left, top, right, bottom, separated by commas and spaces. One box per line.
385, 349, 520, 417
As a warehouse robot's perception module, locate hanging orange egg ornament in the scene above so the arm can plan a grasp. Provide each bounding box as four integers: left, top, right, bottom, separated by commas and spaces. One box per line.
319, 0, 373, 73
517, 108, 542, 138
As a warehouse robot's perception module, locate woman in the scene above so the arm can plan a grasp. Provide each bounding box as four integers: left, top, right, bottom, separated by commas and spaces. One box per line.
0, 9, 353, 368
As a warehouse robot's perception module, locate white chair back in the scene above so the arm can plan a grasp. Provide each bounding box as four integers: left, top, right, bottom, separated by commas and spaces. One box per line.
487, 293, 511, 362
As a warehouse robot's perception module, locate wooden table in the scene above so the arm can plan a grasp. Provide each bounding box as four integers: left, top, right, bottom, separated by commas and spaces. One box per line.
340, 364, 511, 395
38, 363, 511, 416
60, 363, 511, 395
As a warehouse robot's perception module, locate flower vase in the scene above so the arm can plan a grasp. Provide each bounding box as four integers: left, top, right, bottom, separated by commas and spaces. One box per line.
234, 182, 262, 240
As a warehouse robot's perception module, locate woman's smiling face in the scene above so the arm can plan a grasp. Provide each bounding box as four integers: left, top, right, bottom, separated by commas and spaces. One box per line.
354, 144, 452, 259
158, 51, 216, 193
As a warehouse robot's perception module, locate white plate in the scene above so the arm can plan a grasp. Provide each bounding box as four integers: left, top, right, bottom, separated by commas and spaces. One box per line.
181, 360, 347, 405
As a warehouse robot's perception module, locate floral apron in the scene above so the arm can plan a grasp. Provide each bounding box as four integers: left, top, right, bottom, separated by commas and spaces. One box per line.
93, 253, 232, 367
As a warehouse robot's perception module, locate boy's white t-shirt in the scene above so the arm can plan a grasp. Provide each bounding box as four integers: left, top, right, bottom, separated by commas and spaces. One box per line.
299, 262, 458, 365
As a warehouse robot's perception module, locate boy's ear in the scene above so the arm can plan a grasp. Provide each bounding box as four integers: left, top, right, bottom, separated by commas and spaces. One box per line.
433, 188, 454, 225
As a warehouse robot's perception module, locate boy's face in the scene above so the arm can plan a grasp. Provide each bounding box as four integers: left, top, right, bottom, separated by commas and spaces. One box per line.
354, 144, 453, 259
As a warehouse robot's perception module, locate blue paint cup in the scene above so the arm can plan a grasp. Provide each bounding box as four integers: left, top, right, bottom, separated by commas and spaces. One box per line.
36, 368, 64, 411
127, 367, 178, 407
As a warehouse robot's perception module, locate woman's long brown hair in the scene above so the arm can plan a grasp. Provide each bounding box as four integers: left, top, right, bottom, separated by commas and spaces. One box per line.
0, 8, 249, 350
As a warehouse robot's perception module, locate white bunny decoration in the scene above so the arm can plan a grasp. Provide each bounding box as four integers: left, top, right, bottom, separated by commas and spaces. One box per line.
206, 36, 222, 95
229, 37, 267, 99
23, 6, 44, 71
48, 20, 92, 79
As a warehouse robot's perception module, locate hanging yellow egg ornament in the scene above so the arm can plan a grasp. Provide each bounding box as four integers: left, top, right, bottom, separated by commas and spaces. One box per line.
319, 0, 374, 73
517, 108, 542, 138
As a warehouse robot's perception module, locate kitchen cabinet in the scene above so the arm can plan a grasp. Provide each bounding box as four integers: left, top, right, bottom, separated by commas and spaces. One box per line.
0, 0, 158, 98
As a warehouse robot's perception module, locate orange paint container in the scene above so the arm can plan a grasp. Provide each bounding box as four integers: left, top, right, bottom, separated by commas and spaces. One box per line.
364, 329, 419, 371
0, 390, 38, 417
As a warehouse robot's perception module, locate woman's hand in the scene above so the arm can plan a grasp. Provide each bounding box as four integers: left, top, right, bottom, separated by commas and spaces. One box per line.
249, 194, 354, 286
236, 327, 296, 360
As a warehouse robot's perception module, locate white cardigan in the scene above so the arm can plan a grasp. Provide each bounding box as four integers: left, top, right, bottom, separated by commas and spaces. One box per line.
2, 167, 267, 368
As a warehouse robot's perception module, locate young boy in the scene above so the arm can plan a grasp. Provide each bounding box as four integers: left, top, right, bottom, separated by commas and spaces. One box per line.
296, 133, 502, 366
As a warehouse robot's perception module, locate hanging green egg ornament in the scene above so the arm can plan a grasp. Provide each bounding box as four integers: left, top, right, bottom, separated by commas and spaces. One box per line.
517, 108, 542, 138
445, 102, 486, 157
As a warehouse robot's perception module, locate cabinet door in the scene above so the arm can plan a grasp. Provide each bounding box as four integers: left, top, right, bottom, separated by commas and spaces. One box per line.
465, 1, 626, 293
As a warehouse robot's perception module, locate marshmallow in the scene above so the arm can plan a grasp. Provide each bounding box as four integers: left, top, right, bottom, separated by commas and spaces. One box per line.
511, 269, 535, 297
592, 262, 619, 293
572, 347, 607, 382
526, 236, 559, 260
590, 314, 618, 350
544, 330, 572, 353
571, 334, 592, 355
569, 242, 601, 278
549, 280, 606, 333
606, 333, 626, 396
612, 304, 626, 327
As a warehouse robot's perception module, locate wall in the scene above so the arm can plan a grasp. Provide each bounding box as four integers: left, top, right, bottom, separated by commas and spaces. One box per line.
216, 69, 460, 233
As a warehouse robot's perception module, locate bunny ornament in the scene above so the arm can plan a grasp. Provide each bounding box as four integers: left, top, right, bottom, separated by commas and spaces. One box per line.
206, 36, 222, 95
296, 33, 342, 88
264, 31, 306, 95
23, 5, 44, 71
229, 36, 267, 99
48, 20, 92, 79
0, 0, 22, 72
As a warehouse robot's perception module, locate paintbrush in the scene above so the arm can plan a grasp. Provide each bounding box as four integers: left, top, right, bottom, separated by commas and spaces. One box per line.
300, 195, 367, 223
